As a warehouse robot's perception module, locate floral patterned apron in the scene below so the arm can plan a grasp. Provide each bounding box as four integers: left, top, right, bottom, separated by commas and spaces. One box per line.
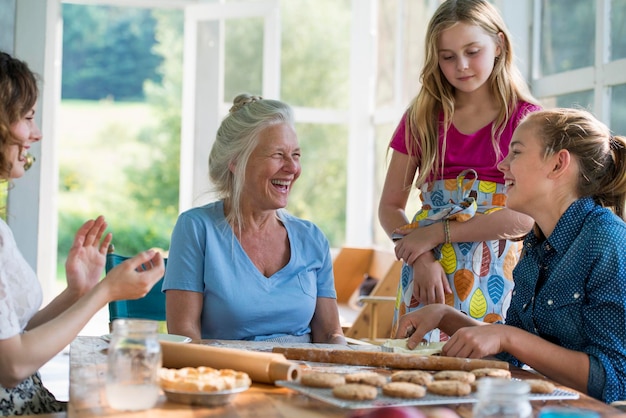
391, 170, 522, 341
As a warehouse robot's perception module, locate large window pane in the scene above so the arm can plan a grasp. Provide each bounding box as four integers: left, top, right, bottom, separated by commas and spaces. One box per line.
225, 0, 351, 108
376, 0, 399, 108
611, 84, 626, 134
279, 0, 350, 109
373, 122, 422, 248
374, 123, 395, 247
540, 90, 594, 112
540, 0, 595, 76
59, 7, 182, 265
611, 0, 626, 61
288, 123, 348, 247
375, 0, 426, 109
224, 18, 264, 99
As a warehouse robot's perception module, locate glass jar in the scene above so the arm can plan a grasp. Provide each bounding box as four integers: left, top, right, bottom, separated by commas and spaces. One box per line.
105, 319, 162, 411
473, 378, 532, 418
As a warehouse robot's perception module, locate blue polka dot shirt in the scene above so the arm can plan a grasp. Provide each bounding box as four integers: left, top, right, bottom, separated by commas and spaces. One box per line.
499, 197, 626, 403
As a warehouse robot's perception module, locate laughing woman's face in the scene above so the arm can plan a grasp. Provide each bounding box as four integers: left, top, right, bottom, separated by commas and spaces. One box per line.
9, 106, 41, 179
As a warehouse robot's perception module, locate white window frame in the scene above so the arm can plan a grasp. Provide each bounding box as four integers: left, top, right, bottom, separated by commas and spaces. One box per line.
17, 0, 626, 304
7, 0, 380, 302
179, 1, 281, 210
529, 0, 626, 124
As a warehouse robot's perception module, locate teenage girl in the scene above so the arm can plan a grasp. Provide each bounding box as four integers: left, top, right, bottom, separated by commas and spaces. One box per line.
378, 0, 541, 338
396, 108, 626, 403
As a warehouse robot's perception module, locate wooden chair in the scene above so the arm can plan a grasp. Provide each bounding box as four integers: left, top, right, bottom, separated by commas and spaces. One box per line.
332, 247, 401, 342
344, 258, 402, 343
106, 244, 168, 332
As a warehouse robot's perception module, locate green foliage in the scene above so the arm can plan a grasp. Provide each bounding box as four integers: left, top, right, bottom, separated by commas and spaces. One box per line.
279, 0, 351, 109
0, 182, 6, 220
61, 4, 163, 100
56, 100, 176, 264
125, 10, 183, 223
224, 18, 264, 99
57, 10, 184, 269
57, 210, 171, 266
288, 123, 347, 245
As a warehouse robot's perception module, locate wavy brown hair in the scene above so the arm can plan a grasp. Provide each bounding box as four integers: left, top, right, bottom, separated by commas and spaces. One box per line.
0, 52, 38, 181
406, 0, 538, 187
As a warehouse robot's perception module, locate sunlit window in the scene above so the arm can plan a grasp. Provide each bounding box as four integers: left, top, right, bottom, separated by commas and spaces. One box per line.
532, 0, 626, 134
541, 90, 594, 112
611, 84, 626, 134
539, 0, 595, 76
610, 0, 626, 61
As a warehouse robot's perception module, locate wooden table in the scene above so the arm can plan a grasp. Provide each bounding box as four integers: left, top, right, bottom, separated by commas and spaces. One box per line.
67, 336, 626, 418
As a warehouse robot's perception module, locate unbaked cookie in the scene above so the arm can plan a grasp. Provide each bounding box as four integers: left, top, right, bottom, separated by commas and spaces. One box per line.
300, 372, 346, 388
332, 383, 378, 400
427, 380, 472, 397
382, 381, 427, 399
344, 371, 388, 387
390, 370, 433, 386
433, 370, 476, 384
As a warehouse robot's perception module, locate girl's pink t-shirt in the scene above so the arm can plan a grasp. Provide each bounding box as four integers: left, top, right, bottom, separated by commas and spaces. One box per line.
389, 101, 541, 183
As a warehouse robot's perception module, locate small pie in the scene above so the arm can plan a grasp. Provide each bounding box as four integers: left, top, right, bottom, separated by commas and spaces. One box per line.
159, 366, 251, 392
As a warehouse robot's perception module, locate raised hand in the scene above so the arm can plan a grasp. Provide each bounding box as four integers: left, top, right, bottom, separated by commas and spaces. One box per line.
65, 215, 112, 296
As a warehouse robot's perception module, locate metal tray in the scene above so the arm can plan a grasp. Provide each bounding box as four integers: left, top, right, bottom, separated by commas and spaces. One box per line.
275, 380, 579, 410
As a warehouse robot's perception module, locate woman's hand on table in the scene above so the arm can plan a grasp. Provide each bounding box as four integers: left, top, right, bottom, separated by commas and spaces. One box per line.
441, 323, 507, 358
396, 304, 483, 350
395, 304, 448, 349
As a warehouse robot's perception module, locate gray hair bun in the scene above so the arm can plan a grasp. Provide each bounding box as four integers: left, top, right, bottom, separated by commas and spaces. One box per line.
229, 94, 263, 114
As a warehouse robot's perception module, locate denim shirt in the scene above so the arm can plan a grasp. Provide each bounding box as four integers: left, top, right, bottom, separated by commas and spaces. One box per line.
498, 197, 626, 403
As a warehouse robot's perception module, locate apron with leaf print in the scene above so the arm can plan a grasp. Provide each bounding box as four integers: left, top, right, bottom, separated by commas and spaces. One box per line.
391, 169, 522, 341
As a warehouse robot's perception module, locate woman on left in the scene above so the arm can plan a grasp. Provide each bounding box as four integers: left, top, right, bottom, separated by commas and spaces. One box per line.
0, 51, 165, 416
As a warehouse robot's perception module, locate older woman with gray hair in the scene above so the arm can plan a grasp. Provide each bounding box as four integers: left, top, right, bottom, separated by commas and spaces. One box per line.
163, 94, 346, 344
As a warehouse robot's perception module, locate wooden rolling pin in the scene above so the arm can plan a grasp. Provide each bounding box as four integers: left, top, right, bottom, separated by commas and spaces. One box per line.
272, 347, 509, 371
161, 341, 301, 384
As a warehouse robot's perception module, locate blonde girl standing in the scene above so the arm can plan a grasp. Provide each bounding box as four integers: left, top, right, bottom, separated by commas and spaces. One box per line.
378, 0, 540, 338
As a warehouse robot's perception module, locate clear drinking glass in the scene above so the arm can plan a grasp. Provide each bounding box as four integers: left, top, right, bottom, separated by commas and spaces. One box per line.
105, 319, 162, 411
473, 378, 532, 418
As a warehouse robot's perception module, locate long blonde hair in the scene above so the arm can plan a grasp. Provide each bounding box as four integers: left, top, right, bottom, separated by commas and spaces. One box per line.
408, 0, 537, 187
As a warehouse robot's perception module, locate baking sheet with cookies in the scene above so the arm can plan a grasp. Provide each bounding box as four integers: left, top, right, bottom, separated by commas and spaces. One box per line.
275, 379, 579, 410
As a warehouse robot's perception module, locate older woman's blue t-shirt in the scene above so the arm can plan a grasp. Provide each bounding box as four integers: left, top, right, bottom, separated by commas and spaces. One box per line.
162, 200, 337, 341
